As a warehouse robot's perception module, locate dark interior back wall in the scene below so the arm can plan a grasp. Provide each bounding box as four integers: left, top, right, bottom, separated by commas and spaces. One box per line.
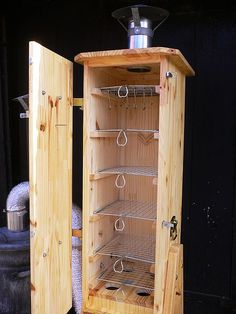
2, 1, 236, 313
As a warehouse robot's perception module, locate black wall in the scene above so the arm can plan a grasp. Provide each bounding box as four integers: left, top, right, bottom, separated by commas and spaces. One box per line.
1, 1, 236, 313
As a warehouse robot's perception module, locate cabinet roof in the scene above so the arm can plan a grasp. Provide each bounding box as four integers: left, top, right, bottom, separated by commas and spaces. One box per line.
74, 47, 194, 76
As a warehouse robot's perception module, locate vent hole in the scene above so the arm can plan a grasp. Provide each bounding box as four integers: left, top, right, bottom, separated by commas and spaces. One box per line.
136, 290, 151, 297
105, 283, 120, 290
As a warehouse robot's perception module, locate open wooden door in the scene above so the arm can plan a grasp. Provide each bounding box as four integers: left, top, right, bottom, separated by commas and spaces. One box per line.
29, 41, 73, 313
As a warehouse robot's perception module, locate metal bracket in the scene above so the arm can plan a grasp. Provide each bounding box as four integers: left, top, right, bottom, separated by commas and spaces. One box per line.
13, 94, 29, 119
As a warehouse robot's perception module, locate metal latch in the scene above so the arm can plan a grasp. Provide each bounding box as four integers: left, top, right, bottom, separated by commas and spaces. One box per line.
162, 216, 178, 240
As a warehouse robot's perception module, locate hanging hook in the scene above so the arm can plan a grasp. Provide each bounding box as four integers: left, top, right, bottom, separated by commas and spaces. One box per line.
118, 85, 128, 98
133, 87, 137, 109
115, 174, 126, 189
142, 87, 146, 110
116, 129, 128, 147
115, 218, 125, 231
108, 90, 112, 110
149, 87, 153, 106
113, 258, 124, 273
114, 285, 126, 301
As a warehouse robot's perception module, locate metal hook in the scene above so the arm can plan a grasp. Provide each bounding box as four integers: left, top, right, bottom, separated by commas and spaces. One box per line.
116, 129, 128, 147
114, 285, 126, 301
133, 87, 137, 109
108, 90, 112, 110
115, 174, 126, 189
113, 258, 124, 273
149, 87, 153, 106
142, 88, 146, 110
118, 85, 128, 98
115, 218, 125, 231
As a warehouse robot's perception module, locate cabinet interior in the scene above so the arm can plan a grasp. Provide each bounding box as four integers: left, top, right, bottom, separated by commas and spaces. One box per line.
85, 63, 160, 310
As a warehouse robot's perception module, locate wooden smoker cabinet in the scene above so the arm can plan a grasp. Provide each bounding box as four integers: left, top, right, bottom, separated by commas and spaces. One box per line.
29, 42, 194, 314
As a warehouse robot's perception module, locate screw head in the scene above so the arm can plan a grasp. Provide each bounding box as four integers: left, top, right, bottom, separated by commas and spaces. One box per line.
42, 90, 46, 95
166, 71, 173, 78
59, 240, 62, 245
43, 253, 47, 257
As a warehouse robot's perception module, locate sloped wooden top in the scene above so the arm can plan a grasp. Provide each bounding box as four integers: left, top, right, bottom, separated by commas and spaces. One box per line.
74, 47, 194, 76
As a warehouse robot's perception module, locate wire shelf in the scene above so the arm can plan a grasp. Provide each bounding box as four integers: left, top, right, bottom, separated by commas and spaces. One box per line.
98, 166, 157, 177
98, 260, 155, 290
96, 129, 159, 133
100, 85, 160, 98
94, 200, 157, 221
96, 234, 156, 263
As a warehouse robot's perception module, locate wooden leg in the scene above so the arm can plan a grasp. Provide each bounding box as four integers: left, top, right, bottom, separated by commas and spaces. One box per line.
163, 244, 183, 314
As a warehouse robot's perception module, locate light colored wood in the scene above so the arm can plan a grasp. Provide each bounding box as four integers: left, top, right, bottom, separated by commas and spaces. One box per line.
72, 229, 82, 238
154, 57, 186, 313
163, 244, 183, 314
90, 131, 119, 138
75, 47, 194, 76
85, 296, 153, 314
90, 131, 159, 141
29, 42, 73, 313
86, 290, 154, 314
81, 49, 192, 314
174, 245, 183, 314
82, 62, 93, 309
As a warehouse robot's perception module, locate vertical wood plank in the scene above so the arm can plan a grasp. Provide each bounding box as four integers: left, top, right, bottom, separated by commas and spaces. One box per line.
163, 244, 183, 314
174, 245, 183, 314
82, 62, 92, 311
154, 56, 186, 313
29, 41, 73, 314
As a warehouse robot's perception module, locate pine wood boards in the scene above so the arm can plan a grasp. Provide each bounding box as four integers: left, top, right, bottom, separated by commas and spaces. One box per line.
163, 244, 183, 314
75, 47, 194, 76
79, 48, 193, 313
29, 41, 73, 314
154, 57, 186, 313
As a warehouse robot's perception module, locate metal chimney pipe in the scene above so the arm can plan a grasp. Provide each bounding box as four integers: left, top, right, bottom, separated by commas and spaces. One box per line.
112, 5, 169, 49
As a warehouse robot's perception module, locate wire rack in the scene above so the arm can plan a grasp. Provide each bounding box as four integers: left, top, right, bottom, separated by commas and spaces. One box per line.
94, 128, 159, 134
96, 234, 156, 263
98, 260, 155, 290
98, 166, 157, 177
94, 200, 157, 221
100, 85, 160, 98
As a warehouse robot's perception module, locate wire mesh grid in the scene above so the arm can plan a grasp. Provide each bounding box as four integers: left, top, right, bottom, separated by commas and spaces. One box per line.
96, 234, 156, 263
100, 85, 160, 98
94, 128, 159, 134
94, 200, 157, 221
98, 166, 157, 177
98, 260, 155, 290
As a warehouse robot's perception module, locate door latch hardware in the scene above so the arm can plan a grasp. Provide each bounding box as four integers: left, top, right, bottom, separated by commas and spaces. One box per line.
170, 216, 178, 240
162, 220, 174, 229
162, 216, 178, 240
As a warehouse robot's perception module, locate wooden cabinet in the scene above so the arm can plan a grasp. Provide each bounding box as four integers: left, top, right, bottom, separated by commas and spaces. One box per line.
29, 42, 194, 314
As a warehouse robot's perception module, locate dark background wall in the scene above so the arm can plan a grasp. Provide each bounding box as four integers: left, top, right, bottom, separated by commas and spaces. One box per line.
1, 0, 236, 313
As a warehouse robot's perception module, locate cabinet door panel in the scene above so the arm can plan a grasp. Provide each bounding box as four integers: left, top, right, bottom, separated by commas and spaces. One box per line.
29, 41, 73, 314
